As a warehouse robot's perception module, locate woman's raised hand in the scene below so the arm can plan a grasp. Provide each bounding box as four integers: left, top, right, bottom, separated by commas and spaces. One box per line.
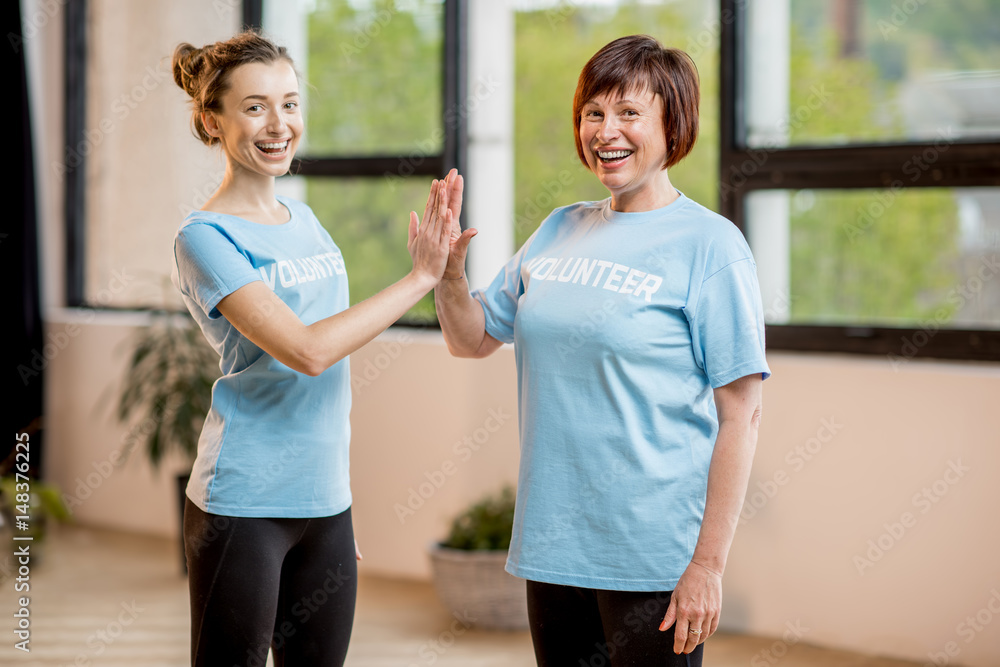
438, 169, 477, 281
407, 176, 453, 287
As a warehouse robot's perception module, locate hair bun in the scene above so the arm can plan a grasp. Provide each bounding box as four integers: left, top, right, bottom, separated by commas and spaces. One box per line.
172, 42, 206, 98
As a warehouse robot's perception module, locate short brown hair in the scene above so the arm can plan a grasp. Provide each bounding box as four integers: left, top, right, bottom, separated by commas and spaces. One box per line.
172, 31, 295, 146
572, 35, 700, 170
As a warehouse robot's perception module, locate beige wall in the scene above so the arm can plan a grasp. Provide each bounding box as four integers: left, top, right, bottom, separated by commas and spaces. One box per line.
723, 353, 1000, 667
346, 331, 521, 579
44, 311, 189, 535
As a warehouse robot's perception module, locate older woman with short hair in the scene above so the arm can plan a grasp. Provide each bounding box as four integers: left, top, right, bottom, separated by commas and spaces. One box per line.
435, 34, 770, 665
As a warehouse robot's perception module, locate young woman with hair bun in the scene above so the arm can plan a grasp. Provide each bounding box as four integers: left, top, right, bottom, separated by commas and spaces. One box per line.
170, 30, 460, 666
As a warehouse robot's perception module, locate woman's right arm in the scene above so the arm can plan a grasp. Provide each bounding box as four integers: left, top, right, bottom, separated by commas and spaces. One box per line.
215, 180, 453, 376
433, 172, 503, 359
435, 274, 503, 359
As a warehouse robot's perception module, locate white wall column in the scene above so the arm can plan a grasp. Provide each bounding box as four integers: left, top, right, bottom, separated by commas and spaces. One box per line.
744, 0, 791, 322
465, 0, 515, 290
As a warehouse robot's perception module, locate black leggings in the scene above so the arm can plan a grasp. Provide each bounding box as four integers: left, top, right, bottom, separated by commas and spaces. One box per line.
527, 580, 704, 667
183, 498, 357, 667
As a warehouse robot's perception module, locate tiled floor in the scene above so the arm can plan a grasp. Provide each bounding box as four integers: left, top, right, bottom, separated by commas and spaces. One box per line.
0, 525, 923, 666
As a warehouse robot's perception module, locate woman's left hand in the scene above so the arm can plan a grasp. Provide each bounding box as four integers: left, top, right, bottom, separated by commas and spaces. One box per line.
658, 559, 722, 654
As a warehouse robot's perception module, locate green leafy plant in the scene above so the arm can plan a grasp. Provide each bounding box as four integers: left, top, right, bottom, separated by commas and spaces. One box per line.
442, 485, 516, 551
117, 310, 220, 469
0, 475, 72, 542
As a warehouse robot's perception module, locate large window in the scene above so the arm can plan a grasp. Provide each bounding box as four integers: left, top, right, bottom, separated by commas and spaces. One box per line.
64, 0, 248, 310
721, 0, 1000, 361
255, 0, 465, 324
258, 0, 724, 323
64, 0, 1000, 357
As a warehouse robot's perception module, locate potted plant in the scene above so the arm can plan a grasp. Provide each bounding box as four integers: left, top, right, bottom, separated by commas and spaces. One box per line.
428, 485, 528, 630
117, 309, 218, 469
116, 308, 219, 570
0, 473, 71, 577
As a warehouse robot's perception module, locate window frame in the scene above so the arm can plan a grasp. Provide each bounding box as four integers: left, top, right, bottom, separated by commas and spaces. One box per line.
250, 0, 466, 327
719, 0, 1000, 362
245, 0, 467, 188
64, 0, 88, 306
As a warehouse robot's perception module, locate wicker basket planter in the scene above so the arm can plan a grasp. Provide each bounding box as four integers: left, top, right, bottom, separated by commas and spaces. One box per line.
428, 543, 529, 631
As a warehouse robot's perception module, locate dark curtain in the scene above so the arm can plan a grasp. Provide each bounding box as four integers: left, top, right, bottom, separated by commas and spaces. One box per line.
3, 0, 45, 473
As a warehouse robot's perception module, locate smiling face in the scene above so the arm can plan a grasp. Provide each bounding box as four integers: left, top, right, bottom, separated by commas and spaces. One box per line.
578, 86, 672, 212
203, 60, 302, 179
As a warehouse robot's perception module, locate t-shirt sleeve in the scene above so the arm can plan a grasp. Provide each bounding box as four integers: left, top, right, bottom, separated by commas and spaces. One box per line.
689, 257, 771, 388
173, 222, 262, 319
471, 246, 530, 345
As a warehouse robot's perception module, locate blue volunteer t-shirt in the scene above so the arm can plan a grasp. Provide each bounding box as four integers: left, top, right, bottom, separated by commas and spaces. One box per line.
172, 196, 352, 518
473, 193, 771, 591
